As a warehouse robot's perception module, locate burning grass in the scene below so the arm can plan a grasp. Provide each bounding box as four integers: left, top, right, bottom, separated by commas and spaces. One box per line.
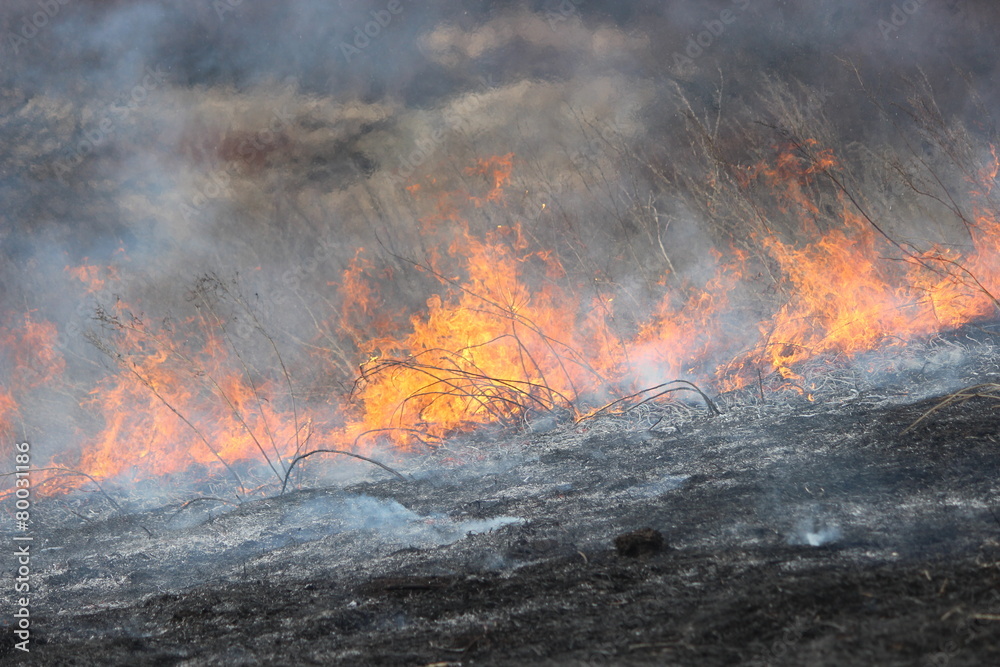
3, 72, 1000, 503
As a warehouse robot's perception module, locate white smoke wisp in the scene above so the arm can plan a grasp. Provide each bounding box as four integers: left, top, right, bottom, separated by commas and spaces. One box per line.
789, 516, 842, 547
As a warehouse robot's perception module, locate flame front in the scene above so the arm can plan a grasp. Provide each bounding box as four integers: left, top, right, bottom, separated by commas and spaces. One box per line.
3, 143, 1000, 498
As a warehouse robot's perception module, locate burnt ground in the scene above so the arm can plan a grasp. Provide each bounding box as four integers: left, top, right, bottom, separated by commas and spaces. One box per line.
4, 343, 1000, 665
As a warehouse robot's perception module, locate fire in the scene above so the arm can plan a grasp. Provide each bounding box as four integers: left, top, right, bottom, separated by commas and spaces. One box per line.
337, 248, 401, 349
0, 389, 16, 439
756, 204, 923, 377
729, 142, 1000, 383
65, 262, 119, 294
5, 144, 1000, 499
1, 313, 66, 390
347, 223, 600, 448
40, 301, 305, 496
921, 168, 1000, 326
466, 153, 514, 207
633, 249, 747, 383
0, 312, 67, 494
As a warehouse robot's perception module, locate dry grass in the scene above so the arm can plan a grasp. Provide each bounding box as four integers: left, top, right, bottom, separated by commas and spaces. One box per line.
51, 65, 1000, 500
903, 383, 1000, 434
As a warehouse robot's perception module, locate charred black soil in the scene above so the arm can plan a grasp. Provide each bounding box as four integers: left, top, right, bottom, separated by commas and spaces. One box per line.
6, 368, 1000, 666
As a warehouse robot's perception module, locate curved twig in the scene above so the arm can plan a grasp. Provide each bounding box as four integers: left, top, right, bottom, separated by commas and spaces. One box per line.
280, 439, 407, 495
577, 380, 719, 423
1, 466, 123, 512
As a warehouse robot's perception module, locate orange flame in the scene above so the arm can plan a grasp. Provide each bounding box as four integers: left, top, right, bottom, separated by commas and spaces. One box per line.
1, 313, 66, 390
466, 153, 514, 207
65, 261, 119, 294
634, 249, 747, 382
0, 389, 16, 438
28, 301, 305, 496
7, 144, 1000, 497
346, 224, 598, 448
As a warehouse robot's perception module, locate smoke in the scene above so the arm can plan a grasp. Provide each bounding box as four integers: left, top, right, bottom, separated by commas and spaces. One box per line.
1, 0, 997, 491
790, 516, 842, 547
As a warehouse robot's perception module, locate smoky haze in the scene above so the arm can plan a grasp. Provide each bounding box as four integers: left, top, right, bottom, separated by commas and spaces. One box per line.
0, 0, 996, 494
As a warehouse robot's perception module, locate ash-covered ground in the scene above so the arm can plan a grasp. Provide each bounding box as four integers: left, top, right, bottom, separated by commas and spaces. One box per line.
4, 334, 1000, 666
